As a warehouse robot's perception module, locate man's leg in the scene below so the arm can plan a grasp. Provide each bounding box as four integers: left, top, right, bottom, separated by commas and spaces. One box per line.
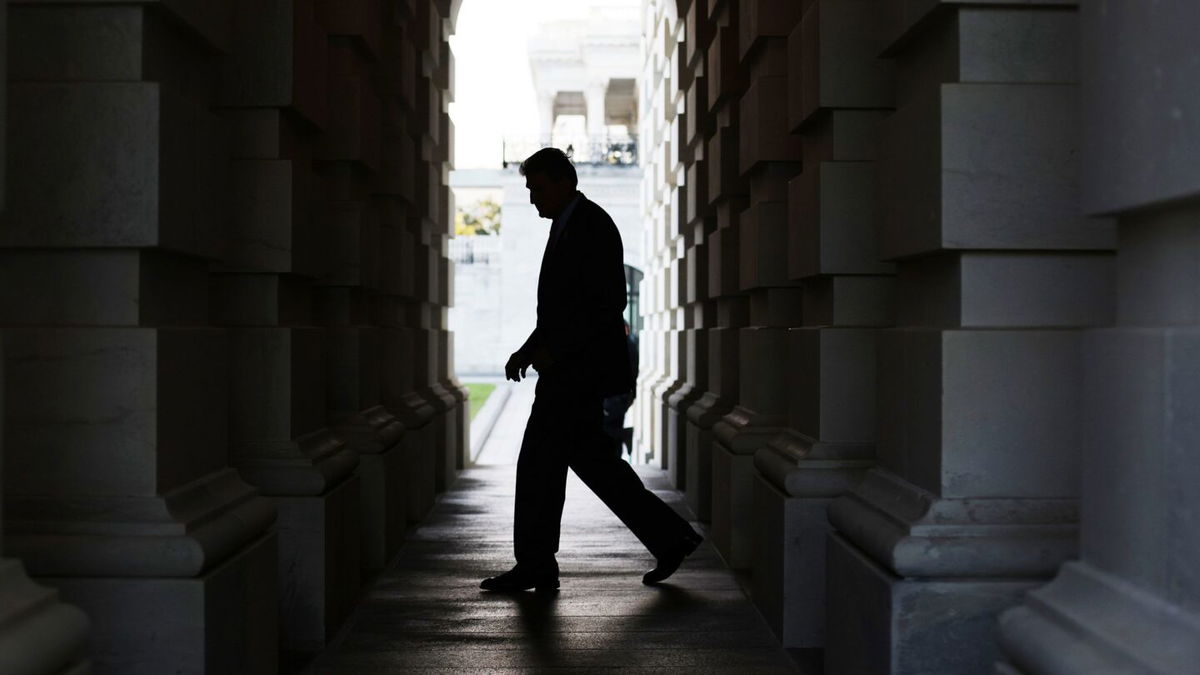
512, 389, 570, 569
566, 397, 696, 561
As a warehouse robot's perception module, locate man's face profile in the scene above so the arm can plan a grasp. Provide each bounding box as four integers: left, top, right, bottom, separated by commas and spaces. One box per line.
525, 171, 574, 220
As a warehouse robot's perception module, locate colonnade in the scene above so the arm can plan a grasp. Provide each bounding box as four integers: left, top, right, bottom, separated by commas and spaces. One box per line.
0, 1, 466, 672
637, 0, 1199, 672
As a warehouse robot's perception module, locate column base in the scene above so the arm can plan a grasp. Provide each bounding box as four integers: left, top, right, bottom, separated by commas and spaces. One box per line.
393, 392, 436, 523
0, 559, 89, 675
666, 382, 703, 490
658, 375, 686, 474
998, 561, 1200, 674
829, 468, 1078, 578
751, 433, 871, 647
276, 476, 361, 651
826, 532, 1038, 675
684, 391, 732, 522
357, 442, 406, 572
445, 378, 470, 471
711, 406, 785, 569
335, 406, 406, 572
420, 383, 457, 494
51, 533, 278, 675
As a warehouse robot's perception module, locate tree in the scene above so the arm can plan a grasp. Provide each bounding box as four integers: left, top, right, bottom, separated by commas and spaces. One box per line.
455, 197, 502, 236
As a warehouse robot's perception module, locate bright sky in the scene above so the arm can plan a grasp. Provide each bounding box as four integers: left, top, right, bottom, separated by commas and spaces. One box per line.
450, 0, 617, 169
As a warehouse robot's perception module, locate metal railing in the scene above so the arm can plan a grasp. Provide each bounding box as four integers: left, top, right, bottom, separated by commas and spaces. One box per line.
448, 235, 502, 265
502, 134, 639, 168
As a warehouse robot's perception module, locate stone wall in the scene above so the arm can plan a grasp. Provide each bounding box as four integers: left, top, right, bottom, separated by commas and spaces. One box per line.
641, 0, 1198, 672
0, 0, 465, 671
0, 1, 92, 671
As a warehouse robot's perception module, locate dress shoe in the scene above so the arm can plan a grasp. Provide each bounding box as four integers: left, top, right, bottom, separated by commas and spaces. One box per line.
642, 530, 703, 585
480, 565, 559, 592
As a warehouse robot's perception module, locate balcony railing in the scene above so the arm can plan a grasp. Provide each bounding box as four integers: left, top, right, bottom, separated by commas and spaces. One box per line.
449, 234, 502, 265
502, 134, 639, 168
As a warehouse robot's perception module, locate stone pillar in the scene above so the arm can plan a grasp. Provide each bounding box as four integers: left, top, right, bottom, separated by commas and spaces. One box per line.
681, 0, 750, 528
999, 3, 1200, 672
538, 91, 556, 145
0, 1, 91, 668
411, 0, 463, 501
0, 339, 90, 673
636, 7, 684, 471
314, 1, 408, 576
2, 2, 280, 672
663, 13, 707, 486
586, 80, 608, 139
824, 4, 1115, 673
709, 0, 803, 571
220, 0, 360, 652
751, 0, 894, 648
673, 0, 717, 521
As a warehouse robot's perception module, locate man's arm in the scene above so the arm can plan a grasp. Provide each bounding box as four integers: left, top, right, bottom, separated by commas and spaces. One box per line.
506, 328, 540, 382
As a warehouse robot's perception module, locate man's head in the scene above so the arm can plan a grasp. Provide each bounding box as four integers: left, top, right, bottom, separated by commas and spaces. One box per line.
520, 147, 578, 220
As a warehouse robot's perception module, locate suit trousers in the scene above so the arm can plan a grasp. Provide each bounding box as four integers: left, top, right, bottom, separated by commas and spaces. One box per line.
513, 374, 693, 567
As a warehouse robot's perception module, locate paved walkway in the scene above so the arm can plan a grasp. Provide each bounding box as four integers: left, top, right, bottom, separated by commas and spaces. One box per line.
307, 379, 800, 673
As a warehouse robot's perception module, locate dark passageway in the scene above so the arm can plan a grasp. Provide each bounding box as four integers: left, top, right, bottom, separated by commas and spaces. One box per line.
307, 383, 802, 673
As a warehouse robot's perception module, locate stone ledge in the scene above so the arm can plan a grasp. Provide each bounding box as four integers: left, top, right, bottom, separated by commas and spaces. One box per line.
713, 404, 786, 454
236, 428, 358, 497
829, 468, 1078, 578
6, 468, 275, 577
754, 433, 872, 498
1000, 561, 1200, 674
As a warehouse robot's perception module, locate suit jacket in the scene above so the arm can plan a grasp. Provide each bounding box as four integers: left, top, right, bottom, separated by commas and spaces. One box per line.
518, 192, 634, 397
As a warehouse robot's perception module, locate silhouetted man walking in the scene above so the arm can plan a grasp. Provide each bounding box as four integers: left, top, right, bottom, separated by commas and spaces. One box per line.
481, 148, 702, 592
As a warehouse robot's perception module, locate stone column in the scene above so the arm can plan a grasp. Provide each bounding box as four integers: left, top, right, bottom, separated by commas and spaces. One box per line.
219, 0, 360, 652
751, 0, 894, 648
0, 340, 90, 674
0, 1, 91, 668
824, 4, 1115, 673
314, 1, 408, 576
376, 4, 438, 529
586, 80, 608, 140
410, 0, 462, 499
538, 91, 556, 145
709, 0, 803, 571
999, 3, 1200, 672
438, 37, 471, 475
674, 0, 718, 521
684, 0, 750, 527
636, 13, 682, 471
3, 2, 280, 672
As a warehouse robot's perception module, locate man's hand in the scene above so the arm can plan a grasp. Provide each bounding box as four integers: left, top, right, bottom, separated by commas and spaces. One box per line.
531, 346, 556, 373
505, 351, 531, 382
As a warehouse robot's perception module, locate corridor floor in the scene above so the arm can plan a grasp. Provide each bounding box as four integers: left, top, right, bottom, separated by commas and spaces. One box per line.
307, 380, 801, 673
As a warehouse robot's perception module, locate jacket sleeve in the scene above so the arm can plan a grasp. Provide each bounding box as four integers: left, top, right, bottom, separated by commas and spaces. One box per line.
516, 326, 541, 361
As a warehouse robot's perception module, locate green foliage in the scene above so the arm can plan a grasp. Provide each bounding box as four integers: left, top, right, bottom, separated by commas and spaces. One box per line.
455, 197, 502, 236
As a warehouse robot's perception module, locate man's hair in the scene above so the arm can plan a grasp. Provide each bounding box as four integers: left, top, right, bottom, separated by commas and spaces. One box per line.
519, 147, 578, 187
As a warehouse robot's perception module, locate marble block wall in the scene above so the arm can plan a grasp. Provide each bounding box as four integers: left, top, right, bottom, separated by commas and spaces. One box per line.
709, 0, 803, 571
825, 3, 1115, 673
1, 0, 464, 669
1, 2, 282, 672
639, 0, 1200, 670
998, 2, 1200, 672
636, 0, 684, 472
752, 0, 894, 649
0, 1, 92, 669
